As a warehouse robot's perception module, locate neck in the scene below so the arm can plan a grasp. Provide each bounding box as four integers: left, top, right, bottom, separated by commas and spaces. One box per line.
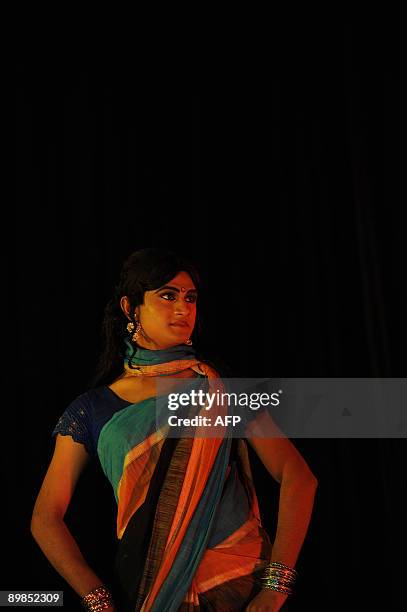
135, 340, 182, 351
123, 338, 197, 367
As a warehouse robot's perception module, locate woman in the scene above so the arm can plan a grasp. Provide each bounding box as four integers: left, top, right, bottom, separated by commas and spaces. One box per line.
31, 248, 318, 611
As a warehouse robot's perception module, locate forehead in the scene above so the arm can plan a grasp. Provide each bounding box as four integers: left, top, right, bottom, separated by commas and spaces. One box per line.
145, 270, 197, 296
167, 270, 196, 288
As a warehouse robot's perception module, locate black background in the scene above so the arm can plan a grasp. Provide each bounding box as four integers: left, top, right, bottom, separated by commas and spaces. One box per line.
5, 24, 406, 611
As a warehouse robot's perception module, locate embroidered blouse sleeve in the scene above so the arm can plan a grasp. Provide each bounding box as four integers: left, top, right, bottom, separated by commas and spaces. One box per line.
51, 393, 95, 457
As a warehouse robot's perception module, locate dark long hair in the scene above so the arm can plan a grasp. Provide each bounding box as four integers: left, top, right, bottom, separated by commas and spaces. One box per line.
87, 248, 231, 388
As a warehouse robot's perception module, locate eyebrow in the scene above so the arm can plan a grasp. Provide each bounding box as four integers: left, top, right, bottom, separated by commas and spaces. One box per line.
155, 285, 198, 294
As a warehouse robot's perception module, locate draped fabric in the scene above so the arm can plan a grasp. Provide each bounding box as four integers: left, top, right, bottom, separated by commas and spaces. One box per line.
99, 342, 272, 611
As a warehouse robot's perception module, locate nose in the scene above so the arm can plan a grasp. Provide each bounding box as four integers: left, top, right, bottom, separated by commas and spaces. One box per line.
174, 298, 191, 315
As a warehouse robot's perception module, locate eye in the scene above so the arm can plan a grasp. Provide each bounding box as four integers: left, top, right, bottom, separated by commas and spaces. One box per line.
160, 292, 176, 301
160, 292, 197, 303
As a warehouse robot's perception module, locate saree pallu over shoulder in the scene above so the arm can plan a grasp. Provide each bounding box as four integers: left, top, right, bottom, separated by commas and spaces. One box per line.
99, 344, 272, 611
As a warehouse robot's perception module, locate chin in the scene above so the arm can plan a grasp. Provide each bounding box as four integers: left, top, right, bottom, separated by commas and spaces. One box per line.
169, 326, 188, 335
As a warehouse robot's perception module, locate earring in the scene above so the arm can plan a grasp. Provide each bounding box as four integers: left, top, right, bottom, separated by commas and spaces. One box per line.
127, 320, 141, 343
185, 337, 193, 345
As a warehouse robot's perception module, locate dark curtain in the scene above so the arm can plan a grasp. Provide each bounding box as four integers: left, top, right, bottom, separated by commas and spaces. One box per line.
6, 24, 405, 610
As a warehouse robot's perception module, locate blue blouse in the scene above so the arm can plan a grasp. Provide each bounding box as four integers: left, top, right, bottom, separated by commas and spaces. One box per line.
51, 386, 132, 457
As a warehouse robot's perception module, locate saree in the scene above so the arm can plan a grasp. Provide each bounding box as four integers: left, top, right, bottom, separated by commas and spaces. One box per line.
99, 342, 272, 611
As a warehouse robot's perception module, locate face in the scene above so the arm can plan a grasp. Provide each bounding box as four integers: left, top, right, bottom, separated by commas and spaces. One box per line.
121, 270, 198, 350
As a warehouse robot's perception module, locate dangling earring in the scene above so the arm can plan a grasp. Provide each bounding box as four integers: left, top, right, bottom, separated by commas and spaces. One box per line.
126, 320, 141, 343
185, 337, 193, 345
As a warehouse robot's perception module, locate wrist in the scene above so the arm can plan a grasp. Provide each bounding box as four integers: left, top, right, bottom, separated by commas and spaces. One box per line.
260, 560, 298, 596
80, 585, 114, 611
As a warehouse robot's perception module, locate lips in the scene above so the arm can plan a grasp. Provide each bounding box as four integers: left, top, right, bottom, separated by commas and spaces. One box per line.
170, 321, 189, 328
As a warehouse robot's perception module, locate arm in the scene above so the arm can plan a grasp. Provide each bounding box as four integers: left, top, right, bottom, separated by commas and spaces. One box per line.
245, 410, 318, 610
246, 408, 318, 563
31, 434, 116, 611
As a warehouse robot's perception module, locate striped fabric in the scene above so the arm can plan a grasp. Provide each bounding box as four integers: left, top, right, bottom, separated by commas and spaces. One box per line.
98, 343, 272, 611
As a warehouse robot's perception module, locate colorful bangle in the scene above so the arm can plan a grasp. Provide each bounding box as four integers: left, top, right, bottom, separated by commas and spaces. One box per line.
81, 585, 114, 611
260, 561, 298, 595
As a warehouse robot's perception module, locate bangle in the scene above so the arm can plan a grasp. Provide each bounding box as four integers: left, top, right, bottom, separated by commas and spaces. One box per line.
81, 585, 114, 611
260, 561, 298, 595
